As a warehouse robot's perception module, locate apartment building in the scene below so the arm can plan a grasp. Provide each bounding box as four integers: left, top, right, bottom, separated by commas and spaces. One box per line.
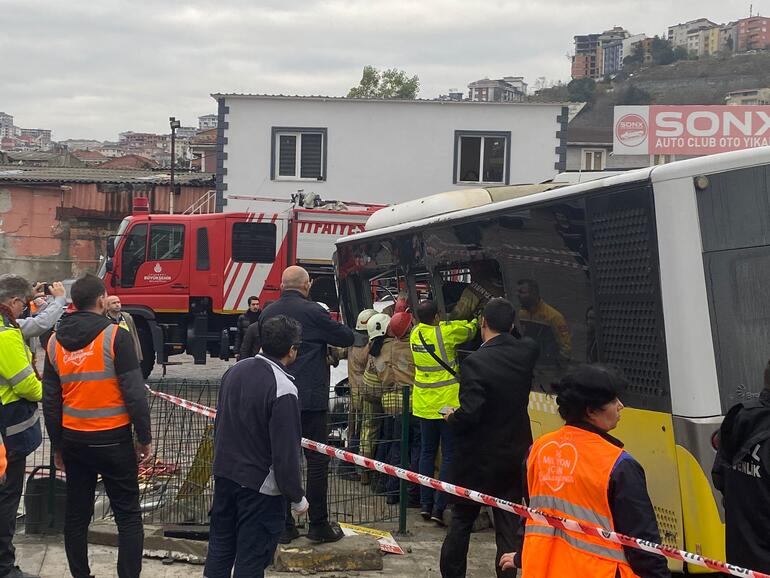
736, 16, 770, 51
572, 34, 601, 79
668, 18, 718, 49
726, 88, 770, 105
467, 77, 526, 102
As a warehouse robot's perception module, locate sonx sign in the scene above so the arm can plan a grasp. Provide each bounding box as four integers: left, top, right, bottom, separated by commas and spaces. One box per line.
613, 105, 770, 155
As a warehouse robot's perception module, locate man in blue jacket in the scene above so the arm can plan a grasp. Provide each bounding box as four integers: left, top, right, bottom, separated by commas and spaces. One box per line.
259, 266, 358, 544
204, 315, 308, 578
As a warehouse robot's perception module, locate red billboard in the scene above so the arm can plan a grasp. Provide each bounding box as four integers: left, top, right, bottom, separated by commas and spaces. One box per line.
613, 105, 770, 156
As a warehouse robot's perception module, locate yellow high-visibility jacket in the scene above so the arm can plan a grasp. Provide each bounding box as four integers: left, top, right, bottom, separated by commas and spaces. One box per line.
409, 319, 478, 419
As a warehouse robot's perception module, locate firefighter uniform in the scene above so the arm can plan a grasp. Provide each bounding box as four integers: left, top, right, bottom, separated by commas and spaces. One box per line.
523, 426, 639, 578
361, 355, 385, 460
409, 319, 478, 420
0, 311, 43, 577
518, 299, 572, 365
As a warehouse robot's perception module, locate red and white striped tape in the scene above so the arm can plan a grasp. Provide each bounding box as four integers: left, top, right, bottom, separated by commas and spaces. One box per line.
145, 385, 769, 578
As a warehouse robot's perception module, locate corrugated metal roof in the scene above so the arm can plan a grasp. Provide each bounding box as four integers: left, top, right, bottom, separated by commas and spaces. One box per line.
0, 166, 214, 185
210, 93, 569, 106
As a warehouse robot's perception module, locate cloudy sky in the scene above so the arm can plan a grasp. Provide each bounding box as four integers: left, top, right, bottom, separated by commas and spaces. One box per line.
1, 0, 753, 140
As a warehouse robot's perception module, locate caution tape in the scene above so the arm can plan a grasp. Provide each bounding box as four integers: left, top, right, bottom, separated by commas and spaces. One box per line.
145, 385, 770, 578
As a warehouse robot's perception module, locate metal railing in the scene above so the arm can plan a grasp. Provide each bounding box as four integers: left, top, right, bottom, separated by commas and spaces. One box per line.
21, 378, 414, 533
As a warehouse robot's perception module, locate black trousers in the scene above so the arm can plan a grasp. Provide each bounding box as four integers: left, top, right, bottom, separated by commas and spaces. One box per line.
439, 499, 519, 578
285, 410, 330, 529
0, 455, 26, 576
62, 440, 143, 578
204, 477, 285, 578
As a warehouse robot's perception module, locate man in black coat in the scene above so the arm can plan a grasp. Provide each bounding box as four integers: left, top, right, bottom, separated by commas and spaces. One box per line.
259, 266, 359, 544
712, 361, 770, 574
439, 298, 539, 578
234, 296, 261, 359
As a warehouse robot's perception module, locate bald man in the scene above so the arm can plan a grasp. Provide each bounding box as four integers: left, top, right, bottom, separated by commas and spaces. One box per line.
259, 266, 358, 544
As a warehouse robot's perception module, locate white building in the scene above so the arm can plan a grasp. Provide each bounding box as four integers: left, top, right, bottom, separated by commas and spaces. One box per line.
622, 33, 647, 62
213, 94, 567, 210
199, 114, 218, 130
668, 18, 717, 49
0, 113, 14, 139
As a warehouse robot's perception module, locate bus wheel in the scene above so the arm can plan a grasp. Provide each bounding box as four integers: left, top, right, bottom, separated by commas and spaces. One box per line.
137, 325, 155, 378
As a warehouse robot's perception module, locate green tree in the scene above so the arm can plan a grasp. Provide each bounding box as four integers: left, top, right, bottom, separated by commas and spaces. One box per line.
651, 36, 675, 65
672, 46, 690, 61
567, 77, 597, 103
347, 65, 420, 99
623, 42, 644, 68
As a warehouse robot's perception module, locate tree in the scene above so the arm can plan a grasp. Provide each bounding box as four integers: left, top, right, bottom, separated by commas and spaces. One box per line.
623, 42, 644, 68
567, 77, 597, 103
651, 36, 675, 65
347, 65, 420, 99
672, 46, 690, 61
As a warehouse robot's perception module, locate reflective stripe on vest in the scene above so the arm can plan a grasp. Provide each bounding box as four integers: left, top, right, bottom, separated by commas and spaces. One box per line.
522, 426, 637, 578
0, 364, 35, 388
413, 327, 459, 388
6, 411, 39, 436
53, 324, 130, 431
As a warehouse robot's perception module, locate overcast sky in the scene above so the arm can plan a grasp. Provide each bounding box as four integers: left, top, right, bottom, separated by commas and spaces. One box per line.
1, 0, 756, 140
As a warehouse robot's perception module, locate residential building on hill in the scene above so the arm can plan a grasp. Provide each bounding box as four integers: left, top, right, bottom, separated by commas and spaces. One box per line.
668, 18, 718, 49
0, 113, 14, 139
726, 87, 770, 105
737, 16, 770, 51
572, 33, 601, 79
199, 114, 218, 130
467, 77, 526, 102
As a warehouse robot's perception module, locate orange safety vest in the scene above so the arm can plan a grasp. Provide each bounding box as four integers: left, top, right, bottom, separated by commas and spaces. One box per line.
48, 324, 131, 432
522, 425, 639, 578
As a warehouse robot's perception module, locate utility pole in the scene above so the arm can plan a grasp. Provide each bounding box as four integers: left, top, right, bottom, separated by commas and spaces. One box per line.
169, 116, 181, 214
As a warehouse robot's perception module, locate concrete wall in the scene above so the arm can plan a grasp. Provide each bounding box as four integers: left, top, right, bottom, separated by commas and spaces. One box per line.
566, 144, 650, 171
0, 182, 213, 281
221, 97, 564, 210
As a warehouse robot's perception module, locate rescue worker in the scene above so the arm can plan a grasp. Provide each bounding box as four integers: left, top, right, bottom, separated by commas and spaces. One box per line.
361, 313, 390, 493
410, 300, 477, 525
448, 260, 504, 322
712, 360, 770, 573
42, 274, 152, 578
517, 278, 572, 366
500, 364, 669, 578
106, 295, 143, 362
341, 309, 376, 481
379, 312, 420, 506
0, 274, 42, 578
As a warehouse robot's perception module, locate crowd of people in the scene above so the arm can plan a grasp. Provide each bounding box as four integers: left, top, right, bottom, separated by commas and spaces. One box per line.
1, 265, 769, 577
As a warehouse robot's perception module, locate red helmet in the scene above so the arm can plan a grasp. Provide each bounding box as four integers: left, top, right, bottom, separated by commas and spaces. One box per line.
388, 312, 413, 339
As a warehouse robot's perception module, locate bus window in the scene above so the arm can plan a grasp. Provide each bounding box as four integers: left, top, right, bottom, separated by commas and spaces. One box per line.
120, 223, 147, 288
196, 227, 210, 271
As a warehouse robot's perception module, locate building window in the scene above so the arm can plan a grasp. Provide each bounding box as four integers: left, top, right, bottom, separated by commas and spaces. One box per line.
271, 127, 327, 181
232, 222, 276, 263
454, 131, 511, 184
581, 149, 606, 171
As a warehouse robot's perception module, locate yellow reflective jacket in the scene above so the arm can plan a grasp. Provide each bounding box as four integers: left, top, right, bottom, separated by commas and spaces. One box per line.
0, 317, 43, 405
409, 319, 478, 419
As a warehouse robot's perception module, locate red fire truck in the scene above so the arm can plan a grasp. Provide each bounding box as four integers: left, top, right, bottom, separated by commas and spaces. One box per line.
100, 194, 383, 376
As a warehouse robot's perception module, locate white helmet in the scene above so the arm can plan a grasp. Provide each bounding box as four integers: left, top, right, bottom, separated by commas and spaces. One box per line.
366, 313, 391, 341
356, 308, 378, 331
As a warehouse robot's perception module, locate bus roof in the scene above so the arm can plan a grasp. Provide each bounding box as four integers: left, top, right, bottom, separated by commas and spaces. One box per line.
338, 146, 770, 246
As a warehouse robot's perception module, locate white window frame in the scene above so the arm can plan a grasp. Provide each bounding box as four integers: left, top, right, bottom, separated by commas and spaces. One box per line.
581, 148, 606, 171
271, 127, 327, 182
454, 131, 511, 185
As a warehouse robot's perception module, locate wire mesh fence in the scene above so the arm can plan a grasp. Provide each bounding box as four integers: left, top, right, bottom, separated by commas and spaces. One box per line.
20, 377, 411, 533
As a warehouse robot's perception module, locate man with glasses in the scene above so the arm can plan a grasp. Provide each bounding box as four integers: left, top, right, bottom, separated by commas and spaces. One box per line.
0, 275, 43, 578
204, 315, 308, 578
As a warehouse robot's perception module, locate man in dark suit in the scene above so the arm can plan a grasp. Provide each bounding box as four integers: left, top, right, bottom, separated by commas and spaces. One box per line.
258, 266, 360, 544
439, 298, 539, 578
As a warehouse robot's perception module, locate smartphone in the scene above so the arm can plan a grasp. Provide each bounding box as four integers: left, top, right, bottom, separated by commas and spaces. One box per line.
438, 406, 455, 416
